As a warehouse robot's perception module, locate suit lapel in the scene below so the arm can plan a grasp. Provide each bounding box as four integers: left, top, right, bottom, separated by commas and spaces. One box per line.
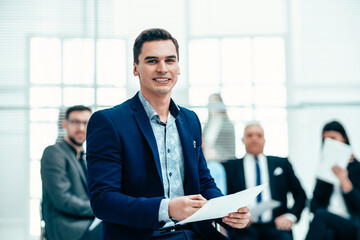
176, 112, 198, 194
237, 158, 247, 191
266, 156, 276, 199
60, 140, 87, 190
131, 94, 163, 185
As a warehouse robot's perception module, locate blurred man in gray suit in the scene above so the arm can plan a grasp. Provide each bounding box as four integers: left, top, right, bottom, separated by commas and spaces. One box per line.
41, 105, 101, 240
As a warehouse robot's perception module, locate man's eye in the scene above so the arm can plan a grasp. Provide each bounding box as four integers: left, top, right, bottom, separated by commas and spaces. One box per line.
147, 60, 157, 63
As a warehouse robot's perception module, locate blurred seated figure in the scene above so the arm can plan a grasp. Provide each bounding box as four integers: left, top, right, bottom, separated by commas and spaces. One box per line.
41, 105, 101, 240
223, 122, 307, 240
203, 93, 236, 162
203, 93, 234, 195
306, 120, 360, 240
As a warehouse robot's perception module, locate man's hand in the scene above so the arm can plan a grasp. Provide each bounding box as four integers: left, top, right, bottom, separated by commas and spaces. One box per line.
222, 207, 250, 229
275, 214, 294, 230
169, 195, 207, 221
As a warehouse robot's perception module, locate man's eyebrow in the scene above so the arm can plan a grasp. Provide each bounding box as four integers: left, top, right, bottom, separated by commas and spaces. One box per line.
144, 56, 158, 61
143, 55, 177, 61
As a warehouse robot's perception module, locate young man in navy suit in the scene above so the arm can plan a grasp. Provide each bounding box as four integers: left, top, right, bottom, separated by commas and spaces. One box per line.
223, 122, 307, 240
86, 28, 250, 240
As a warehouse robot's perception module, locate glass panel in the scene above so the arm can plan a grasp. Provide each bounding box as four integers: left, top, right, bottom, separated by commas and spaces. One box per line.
30, 123, 58, 160
254, 107, 287, 121
221, 85, 254, 107
189, 39, 220, 85
30, 38, 61, 84
191, 107, 209, 126
30, 160, 42, 198
234, 121, 246, 157
254, 84, 286, 107
221, 38, 253, 85
63, 87, 94, 106
63, 39, 94, 84
30, 108, 60, 122
254, 108, 288, 156
261, 119, 288, 156
97, 39, 126, 86
97, 88, 127, 106
30, 87, 62, 107
189, 86, 220, 106
253, 37, 285, 84
30, 198, 41, 236
227, 107, 254, 122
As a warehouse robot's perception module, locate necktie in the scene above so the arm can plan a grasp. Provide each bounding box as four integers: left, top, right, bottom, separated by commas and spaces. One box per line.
79, 154, 87, 178
255, 156, 262, 222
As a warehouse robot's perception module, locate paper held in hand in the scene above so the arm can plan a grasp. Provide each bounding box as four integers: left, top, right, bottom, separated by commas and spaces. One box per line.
177, 183, 267, 225
250, 199, 281, 221
316, 138, 352, 185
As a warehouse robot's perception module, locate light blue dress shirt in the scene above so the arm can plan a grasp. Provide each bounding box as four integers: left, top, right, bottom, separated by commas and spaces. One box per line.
138, 92, 185, 224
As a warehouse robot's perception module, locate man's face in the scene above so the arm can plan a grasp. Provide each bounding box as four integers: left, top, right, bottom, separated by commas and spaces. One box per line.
63, 110, 91, 146
133, 40, 180, 99
242, 124, 265, 156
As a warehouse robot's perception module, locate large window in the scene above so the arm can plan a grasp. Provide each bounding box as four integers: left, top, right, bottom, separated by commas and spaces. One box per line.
188, 37, 288, 157
29, 37, 127, 236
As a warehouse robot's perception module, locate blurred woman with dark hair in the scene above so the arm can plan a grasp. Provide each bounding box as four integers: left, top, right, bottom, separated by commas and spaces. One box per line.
306, 120, 360, 240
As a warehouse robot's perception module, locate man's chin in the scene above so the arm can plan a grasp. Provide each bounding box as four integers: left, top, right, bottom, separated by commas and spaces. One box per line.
69, 136, 84, 146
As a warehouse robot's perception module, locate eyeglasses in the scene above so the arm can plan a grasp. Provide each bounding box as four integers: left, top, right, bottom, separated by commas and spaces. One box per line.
67, 119, 88, 127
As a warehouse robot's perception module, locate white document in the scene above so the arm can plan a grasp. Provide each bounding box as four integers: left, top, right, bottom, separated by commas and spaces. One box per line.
177, 183, 267, 225
316, 138, 352, 185
249, 200, 281, 221
88, 217, 102, 231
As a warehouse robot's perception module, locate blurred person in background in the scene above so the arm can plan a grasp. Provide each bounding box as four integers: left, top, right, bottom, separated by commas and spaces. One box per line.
223, 122, 307, 240
306, 120, 360, 240
203, 93, 236, 162
202, 93, 235, 195
41, 105, 101, 240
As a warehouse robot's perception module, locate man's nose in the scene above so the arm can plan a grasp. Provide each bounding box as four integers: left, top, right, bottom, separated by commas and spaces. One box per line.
79, 123, 87, 130
157, 61, 168, 73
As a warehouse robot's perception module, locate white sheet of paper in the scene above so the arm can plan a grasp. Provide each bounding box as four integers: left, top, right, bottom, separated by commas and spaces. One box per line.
316, 138, 352, 185
250, 200, 281, 221
177, 183, 267, 225
88, 217, 102, 231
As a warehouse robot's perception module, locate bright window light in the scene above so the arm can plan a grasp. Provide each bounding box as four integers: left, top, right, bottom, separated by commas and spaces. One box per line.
63, 39, 94, 84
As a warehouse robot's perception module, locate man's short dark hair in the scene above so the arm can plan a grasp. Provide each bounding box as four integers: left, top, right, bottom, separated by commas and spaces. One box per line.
133, 28, 179, 64
65, 105, 92, 120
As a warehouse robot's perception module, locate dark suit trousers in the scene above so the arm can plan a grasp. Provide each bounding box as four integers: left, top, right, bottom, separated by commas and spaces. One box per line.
230, 222, 292, 240
151, 229, 203, 240
306, 209, 357, 240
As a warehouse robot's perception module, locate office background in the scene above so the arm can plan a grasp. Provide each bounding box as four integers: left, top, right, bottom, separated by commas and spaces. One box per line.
0, 0, 359, 239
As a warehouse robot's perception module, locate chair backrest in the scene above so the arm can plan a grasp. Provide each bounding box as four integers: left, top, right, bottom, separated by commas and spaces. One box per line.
39, 200, 46, 240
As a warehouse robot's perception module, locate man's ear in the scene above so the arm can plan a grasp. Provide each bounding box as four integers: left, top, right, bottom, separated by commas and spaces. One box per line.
133, 62, 139, 76
62, 119, 67, 129
242, 137, 245, 144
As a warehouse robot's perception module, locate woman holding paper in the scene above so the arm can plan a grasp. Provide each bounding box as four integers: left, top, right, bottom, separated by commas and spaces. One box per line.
306, 121, 360, 240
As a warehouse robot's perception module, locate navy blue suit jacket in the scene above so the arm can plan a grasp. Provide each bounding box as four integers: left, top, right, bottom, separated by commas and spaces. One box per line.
86, 93, 223, 239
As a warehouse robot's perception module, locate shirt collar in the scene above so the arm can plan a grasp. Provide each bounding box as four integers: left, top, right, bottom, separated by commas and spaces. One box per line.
138, 91, 180, 122
245, 153, 265, 161
62, 138, 84, 159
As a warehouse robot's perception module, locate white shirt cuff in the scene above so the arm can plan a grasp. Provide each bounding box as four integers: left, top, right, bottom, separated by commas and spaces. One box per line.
158, 199, 172, 223
283, 213, 297, 223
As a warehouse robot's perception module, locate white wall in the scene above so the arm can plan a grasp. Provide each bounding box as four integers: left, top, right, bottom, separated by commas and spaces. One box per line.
288, 1, 360, 238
